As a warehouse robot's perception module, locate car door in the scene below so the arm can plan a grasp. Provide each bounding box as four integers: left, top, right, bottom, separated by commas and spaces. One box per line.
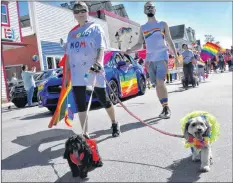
116, 53, 139, 98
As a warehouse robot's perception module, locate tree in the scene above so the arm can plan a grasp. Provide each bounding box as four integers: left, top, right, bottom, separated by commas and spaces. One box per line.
215, 41, 220, 45
204, 35, 215, 43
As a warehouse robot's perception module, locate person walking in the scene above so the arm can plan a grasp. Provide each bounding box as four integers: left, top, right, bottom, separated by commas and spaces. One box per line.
181, 44, 196, 89
125, 1, 179, 119
64, 1, 120, 137
21, 65, 36, 107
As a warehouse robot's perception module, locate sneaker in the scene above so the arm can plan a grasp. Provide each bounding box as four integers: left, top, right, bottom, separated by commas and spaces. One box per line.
111, 123, 121, 137
159, 106, 171, 119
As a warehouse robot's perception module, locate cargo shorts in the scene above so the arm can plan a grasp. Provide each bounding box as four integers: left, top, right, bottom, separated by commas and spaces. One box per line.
148, 60, 168, 85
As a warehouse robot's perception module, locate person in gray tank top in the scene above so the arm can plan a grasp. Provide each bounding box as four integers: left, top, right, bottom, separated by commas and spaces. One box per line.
125, 1, 179, 119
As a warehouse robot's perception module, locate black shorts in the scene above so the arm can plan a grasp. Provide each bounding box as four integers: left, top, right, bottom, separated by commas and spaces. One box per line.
72, 86, 112, 112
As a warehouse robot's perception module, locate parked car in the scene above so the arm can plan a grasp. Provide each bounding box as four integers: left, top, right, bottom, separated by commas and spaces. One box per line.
9, 68, 62, 108
38, 51, 147, 113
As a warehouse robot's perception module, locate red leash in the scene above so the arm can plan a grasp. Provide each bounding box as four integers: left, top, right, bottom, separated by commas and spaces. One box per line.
102, 74, 184, 139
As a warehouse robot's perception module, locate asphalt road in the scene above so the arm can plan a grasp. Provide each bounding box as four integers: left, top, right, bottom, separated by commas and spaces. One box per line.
1, 71, 232, 182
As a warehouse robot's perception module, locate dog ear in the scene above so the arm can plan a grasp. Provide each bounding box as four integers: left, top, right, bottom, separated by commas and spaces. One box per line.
63, 139, 70, 159
184, 120, 191, 140
202, 117, 211, 137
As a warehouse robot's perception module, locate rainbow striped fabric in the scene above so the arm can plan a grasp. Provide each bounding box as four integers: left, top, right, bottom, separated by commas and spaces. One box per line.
64, 104, 74, 127
143, 28, 165, 39
48, 54, 76, 128
119, 72, 138, 97
200, 42, 220, 61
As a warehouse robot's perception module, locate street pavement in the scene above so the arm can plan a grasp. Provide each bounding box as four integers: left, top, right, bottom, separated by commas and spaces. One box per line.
1, 71, 232, 182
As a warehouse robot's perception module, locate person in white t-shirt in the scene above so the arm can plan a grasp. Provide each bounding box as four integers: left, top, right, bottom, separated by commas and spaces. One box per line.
64, 1, 120, 138
21, 65, 36, 107
11, 73, 18, 85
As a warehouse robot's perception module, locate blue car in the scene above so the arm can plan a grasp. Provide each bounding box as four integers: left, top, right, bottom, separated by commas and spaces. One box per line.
38, 51, 147, 113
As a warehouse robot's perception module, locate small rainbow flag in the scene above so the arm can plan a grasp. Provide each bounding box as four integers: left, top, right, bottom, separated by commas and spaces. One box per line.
64, 104, 74, 127
200, 42, 220, 62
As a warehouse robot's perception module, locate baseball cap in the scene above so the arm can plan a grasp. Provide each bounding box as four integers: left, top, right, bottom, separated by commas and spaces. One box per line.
73, 1, 89, 12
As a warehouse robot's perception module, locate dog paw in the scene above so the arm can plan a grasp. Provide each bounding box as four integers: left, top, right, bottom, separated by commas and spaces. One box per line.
200, 166, 210, 172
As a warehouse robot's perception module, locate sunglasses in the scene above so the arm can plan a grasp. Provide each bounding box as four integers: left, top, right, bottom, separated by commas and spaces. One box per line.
73, 9, 87, 14
145, 5, 155, 10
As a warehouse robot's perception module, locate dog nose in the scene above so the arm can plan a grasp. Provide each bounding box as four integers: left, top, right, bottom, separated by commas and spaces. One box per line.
198, 128, 202, 132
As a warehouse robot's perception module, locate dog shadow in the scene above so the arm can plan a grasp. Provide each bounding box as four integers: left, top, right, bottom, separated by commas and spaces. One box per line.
1, 129, 74, 170
166, 156, 202, 182
55, 171, 90, 182
90, 117, 162, 144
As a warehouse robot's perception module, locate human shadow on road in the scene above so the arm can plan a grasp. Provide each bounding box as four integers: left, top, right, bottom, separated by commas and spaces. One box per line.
166, 156, 201, 182
90, 117, 163, 144
20, 111, 53, 120
1, 129, 74, 170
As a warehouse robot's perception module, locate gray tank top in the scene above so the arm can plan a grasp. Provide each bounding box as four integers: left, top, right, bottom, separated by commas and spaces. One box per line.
141, 21, 169, 62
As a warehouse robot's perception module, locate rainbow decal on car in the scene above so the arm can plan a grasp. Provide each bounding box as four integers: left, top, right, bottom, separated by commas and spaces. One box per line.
119, 71, 138, 97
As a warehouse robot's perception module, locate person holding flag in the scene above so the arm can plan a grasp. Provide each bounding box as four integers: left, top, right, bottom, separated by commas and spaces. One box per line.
63, 1, 120, 138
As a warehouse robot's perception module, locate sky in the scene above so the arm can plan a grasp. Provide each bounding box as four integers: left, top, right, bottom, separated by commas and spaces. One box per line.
18, 1, 232, 48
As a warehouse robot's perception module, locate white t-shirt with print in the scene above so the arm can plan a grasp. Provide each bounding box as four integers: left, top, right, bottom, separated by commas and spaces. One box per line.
66, 22, 107, 87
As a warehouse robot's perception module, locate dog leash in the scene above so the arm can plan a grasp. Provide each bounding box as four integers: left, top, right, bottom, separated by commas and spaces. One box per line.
82, 74, 97, 136
101, 73, 184, 139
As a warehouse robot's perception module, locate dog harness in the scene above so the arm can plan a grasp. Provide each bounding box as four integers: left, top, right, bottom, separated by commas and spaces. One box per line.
70, 138, 100, 166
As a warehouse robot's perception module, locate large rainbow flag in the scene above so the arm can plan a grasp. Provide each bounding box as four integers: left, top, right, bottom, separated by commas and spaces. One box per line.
200, 42, 220, 62
48, 54, 77, 128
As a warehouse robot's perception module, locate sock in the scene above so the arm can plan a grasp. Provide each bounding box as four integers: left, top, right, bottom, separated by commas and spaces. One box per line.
160, 98, 168, 107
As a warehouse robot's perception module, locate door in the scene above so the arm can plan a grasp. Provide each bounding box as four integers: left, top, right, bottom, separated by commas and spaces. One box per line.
116, 53, 138, 98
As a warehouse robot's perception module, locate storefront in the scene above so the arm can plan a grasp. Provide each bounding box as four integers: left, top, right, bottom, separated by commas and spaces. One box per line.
1, 1, 26, 102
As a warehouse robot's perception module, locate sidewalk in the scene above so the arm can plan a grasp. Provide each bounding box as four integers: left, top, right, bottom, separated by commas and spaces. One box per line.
1, 102, 14, 109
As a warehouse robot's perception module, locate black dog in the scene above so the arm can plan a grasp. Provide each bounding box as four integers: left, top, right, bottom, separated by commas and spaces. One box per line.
63, 134, 103, 179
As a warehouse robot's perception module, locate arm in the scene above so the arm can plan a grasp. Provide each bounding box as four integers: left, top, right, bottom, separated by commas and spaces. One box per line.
126, 27, 144, 53
163, 22, 179, 60
95, 25, 106, 66
65, 55, 70, 81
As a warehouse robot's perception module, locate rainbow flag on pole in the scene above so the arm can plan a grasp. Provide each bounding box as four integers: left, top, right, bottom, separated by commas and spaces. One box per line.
48, 54, 76, 128
200, 42, 220, 61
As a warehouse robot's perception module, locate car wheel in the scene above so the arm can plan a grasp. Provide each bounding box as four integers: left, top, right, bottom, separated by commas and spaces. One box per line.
47, 106, 56, 114
108, 80, 119, 105
138, 76, 146, 95
13, 98, 27, 108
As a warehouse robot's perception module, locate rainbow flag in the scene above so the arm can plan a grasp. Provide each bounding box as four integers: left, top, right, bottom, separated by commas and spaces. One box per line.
200, 42, 220, 61
64, 104, 74, 127
48, 54, 77, 128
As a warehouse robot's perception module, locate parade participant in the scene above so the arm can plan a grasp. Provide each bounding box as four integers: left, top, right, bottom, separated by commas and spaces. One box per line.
64, 1, 120, 137
125, 1, 179, 118
21, 65, 36, 107
181, 44, 196, 89
218, 51, 225, 73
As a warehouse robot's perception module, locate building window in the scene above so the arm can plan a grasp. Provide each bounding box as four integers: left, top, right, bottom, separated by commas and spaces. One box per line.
175, 43, 179, 49
46, 56, 62, 69
1, 4, 9, 26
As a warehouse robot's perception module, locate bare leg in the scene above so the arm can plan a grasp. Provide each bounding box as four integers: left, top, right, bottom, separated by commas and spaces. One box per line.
105, 105, 117, 124
156, 79, 168, 101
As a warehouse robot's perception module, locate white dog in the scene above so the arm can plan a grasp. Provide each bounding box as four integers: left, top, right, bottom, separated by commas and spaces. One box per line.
184, 116, 213, 172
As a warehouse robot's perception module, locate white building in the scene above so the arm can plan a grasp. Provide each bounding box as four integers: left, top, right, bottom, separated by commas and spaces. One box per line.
170, 24, 198, 53
23, 2, 140, 71
1, 1, 26, 102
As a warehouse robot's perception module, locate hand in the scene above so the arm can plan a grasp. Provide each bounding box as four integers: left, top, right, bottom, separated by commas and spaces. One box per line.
90, 62, 102, 73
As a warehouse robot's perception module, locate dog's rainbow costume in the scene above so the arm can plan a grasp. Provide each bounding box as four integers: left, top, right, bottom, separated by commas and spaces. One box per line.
180, 111, 220, 150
